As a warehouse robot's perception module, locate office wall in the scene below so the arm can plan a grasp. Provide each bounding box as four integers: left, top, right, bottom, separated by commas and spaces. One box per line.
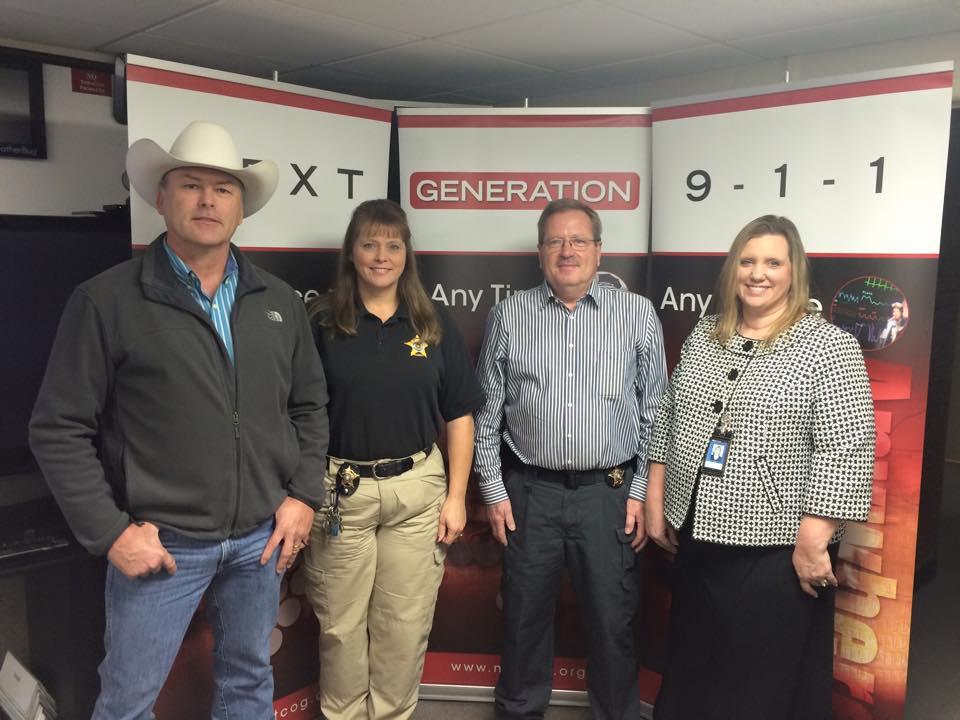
0, 61, 126, 216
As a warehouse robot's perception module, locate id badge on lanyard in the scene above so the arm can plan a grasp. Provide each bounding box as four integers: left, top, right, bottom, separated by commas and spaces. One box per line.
701, 430, 732, 477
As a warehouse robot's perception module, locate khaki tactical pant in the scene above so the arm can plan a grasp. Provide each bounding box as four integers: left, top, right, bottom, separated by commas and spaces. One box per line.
303, 446, 447, 720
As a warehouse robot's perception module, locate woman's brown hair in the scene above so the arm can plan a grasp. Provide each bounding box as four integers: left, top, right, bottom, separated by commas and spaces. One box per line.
311, 199, 441, 344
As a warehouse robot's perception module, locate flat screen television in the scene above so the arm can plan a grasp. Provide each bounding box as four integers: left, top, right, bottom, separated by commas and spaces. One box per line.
0, 213, 131, 478
0, 54, 46, 159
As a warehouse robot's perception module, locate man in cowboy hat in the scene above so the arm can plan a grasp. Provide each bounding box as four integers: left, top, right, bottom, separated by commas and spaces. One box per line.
29, 121, 329, 719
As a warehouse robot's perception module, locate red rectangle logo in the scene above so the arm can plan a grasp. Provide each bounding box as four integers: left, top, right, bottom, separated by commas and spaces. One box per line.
410, 172, 640, 210
71, 68, 112, 96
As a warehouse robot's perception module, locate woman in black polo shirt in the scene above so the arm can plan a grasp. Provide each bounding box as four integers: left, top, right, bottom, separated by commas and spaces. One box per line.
303, 199, 483, 720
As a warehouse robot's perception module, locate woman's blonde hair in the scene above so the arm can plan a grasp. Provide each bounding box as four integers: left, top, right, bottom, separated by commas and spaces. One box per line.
310, 199, 441, 344
712, 215, 811, 344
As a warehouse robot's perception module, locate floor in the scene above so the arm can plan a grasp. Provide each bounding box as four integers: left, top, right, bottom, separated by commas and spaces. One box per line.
410, 461, 960, 720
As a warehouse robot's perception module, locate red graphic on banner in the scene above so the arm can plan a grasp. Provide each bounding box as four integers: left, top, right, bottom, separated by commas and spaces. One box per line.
409, 172, 641, 210
71, 68, 111, 96
273, 684, 321, 719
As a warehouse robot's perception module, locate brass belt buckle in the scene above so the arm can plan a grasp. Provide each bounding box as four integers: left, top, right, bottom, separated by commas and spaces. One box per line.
606, 466, 625, 488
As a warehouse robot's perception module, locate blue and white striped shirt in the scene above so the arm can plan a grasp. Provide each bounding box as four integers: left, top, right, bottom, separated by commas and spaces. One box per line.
474, 277, 667, 503
163, 240, 239, 363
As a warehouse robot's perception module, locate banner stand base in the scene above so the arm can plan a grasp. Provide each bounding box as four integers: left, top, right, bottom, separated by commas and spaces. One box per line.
418, 685, 654, 718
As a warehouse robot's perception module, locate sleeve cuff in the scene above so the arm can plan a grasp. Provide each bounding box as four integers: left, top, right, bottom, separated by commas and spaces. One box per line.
629, 474, 648, 502
479, 478, 508, 505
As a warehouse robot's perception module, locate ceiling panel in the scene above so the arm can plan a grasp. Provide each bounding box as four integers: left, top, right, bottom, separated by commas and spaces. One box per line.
276, 0, 575, 37
101, 33, 288, 78
458, 71, 589, 105
439, 0, 708, 71
568, 44, 764, 87
602, 0, 948, 42
0, 8, 127, 49
733, 5, 960, 58
328, 40, 549, 95
142, 0, 419, 68
0, 0, 212, 31
279, 63, 413, 99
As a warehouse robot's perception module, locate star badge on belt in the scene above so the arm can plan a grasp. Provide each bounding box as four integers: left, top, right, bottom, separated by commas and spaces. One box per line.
607, 467, 625, 488
405, 334, 429, 358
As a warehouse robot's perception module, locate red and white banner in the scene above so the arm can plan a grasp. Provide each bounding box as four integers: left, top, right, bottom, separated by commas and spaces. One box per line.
398, 107, 654, 705
398, 107, 652, 357
124, 56, 392, 719
650, 62, 953, 720
126, 55, 392, 253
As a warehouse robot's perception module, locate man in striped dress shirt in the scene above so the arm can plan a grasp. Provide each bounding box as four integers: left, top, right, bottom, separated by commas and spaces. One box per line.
474, 198, 667, 720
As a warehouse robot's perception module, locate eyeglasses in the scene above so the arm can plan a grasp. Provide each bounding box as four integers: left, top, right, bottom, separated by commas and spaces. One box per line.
541, 236, 598, 251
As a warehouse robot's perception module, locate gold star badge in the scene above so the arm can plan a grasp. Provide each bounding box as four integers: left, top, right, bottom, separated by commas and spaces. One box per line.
405, 335, 429, 358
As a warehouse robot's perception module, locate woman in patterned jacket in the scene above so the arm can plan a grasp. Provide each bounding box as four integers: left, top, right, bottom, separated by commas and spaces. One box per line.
645, 215, 875, 719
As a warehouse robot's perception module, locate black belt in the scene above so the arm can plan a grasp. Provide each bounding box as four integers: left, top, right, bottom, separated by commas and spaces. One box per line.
328, 447, 430, 480
502, 445, 629, 490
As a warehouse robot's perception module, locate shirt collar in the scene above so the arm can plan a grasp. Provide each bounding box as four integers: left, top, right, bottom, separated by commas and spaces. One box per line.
162, 238, 238, 292
539, 276, 602, 309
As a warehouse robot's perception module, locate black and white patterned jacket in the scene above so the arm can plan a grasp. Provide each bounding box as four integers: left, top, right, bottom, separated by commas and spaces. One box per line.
649, 313, 874, 547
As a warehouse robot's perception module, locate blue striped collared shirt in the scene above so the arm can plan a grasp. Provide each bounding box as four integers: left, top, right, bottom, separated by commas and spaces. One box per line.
474, 277, 667, 503
163, 240, 239, 364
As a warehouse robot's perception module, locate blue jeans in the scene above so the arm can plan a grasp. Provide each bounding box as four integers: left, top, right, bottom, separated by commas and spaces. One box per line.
92, 518, 282, 720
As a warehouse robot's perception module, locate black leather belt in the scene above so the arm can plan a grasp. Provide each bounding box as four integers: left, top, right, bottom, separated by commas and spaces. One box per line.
501, 445, 629, 490
328, 447, 430, 480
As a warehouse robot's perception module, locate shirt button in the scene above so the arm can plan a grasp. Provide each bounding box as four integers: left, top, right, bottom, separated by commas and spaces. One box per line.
212, 304, 219, 310
728, 368, 739, 380
567, 403, 572, 408
713, 400, 723, 413
568, 343, 574, 348
567, 373, 573, 378
566, 433, 572, 438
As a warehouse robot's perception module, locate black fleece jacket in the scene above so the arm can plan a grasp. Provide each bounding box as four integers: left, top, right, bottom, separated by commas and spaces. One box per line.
29, 236, 329, 555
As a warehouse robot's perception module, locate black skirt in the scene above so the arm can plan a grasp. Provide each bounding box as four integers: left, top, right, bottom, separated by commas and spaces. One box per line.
653, 526, 838, 720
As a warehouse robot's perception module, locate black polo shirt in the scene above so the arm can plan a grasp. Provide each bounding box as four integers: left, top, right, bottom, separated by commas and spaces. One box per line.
315, 302, 484, 461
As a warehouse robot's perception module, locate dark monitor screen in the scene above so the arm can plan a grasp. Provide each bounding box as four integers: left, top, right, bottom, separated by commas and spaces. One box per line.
0, 213, 131, 479
0, 55, 46, 159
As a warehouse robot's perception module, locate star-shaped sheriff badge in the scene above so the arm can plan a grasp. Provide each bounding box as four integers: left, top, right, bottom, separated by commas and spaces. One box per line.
404, 335, 429, 358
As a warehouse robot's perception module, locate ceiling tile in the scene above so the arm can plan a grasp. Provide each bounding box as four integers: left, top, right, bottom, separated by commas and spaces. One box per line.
438, 0, 707, 71
732, 5, 960, 58
461, 71, 584, 104
0, 0, 212, 32
143, 0, 419, 68
328, 40, 548, 95
279, 64, 405, 99
102, 33, 286, 78
603, 0, 948, 42
569, 44, 763, 86
276, 0, 574, 37
0, 8, 127, 48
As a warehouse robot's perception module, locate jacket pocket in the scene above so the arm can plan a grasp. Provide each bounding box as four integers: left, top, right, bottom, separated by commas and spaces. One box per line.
754, 457, 784, 513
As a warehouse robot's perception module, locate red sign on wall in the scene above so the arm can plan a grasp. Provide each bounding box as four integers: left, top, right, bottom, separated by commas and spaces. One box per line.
71, 68, 112, 96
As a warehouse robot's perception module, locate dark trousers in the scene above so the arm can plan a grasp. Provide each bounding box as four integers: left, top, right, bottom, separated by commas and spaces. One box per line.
494, 464, 642, 720
653, 528, 838, 720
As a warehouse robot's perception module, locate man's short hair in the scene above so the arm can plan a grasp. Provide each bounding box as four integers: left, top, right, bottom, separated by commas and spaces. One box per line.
537, 199, 602, 245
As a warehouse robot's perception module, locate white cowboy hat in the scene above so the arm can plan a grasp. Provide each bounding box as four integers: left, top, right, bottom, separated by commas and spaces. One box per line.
126, 121, 278, 217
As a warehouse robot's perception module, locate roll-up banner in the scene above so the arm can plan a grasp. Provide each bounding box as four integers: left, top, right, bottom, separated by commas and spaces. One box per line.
125, 54, 392, 719
126, 54, 392, 300
650, 62, 953, 720
397, 107, 654, 702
